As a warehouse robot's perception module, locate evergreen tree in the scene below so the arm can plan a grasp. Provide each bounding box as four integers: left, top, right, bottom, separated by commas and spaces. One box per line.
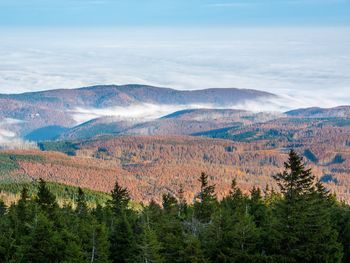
0, 199, 6, 216
92, 223, 110, 263
109, 179, 130, 215
273, 150, 343, 262
229, 178, 243, 200
248, 186, 266, 227
162, 193, 178, 213
36, 178, 57, 211
109, 211, 137, 263
23, 212, 57, 262
138, 215, 164, 263
331, 203, 350, 263
273, 150, 315, 199
221, 178, 244, 214
229, 211, 260, 261
158, 194, 186, 262
178, 185, 188, 219
182, 235, 206, 263
17, 186, 30, 219
194, 172, 217, 223
76, 187, 88, 216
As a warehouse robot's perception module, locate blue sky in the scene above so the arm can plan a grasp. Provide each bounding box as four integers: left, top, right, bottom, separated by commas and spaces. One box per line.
1, 0, 350, 26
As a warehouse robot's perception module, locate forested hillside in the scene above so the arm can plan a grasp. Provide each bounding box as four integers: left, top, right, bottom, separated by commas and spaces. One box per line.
0, 85, 274, 137
2, 128, 350, 204
1, 151, 349, 262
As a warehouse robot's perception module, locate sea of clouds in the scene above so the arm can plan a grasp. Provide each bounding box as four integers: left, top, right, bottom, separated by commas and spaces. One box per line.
0, 26, 349, 110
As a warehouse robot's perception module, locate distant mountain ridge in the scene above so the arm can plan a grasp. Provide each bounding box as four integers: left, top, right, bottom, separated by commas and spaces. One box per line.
286, 106, 350, 118
0, 84, 275, 108
0, 84, 275, 137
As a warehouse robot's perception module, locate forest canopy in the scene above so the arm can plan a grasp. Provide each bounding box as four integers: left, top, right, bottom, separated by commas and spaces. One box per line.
0, 150, 350, 263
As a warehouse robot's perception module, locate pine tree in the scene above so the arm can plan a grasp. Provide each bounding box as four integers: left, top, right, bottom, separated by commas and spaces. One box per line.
36, 178, 57, 211
248, 186, 266, 228
17, 186, 30, 218
229, 211, 260, 261
178, 185, 188, 219
182, 235, 206, 263
331, 202, 350, 263
162, 193, 178, 214
273, 149, 315, 199
229, 178, 243, 200
221, 178, 244, 214
273, 150, 343, 262
76, 187, 88, 216
23, 212, 57, 262
0, 199, 6, 216
92, 223, 110, 263
194, 172, 217, 223
138, 214, 164, 263
109, 211, 137, 263
109, 179, 130, 215
158, 194, 186, 262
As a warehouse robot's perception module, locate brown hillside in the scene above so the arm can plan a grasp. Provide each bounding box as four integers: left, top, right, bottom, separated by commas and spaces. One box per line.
3, 133, 350, 203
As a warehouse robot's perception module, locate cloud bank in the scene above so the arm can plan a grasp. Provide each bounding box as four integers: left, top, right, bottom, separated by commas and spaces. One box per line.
0, 27, 349, 111
72, 103, 222, 124
0, 118, 37, 149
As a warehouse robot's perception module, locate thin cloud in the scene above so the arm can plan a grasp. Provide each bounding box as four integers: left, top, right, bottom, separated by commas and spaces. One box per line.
71, 103, 217, 124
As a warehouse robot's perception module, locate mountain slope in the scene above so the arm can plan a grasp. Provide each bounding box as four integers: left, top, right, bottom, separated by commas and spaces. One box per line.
0, 85, 275, 137
57, 109, 282, 139
3, 127, 350, 203
0, 85, 275, 108
286, 106, 350, 118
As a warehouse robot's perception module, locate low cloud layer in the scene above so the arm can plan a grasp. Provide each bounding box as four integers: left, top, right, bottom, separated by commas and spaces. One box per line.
0, 118, 37, 149
71, 97, 294, 125
72, 103, 219, 124
0, 118, 22, 142
0, 27, 349, 110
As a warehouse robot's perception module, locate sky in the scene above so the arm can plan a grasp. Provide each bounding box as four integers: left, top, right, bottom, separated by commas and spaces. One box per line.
1, 0, 350, 26
0, 0, 349, 109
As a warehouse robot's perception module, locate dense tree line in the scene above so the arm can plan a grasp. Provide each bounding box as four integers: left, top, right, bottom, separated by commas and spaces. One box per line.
0, 150, 350, 262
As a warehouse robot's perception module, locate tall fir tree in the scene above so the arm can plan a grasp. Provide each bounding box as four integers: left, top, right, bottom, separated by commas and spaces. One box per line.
138, 213, 164, 263
0, 199, 6, 216
272, 150, 343, 262
194, 172, 217, 223
36, 178, 57, 211
109, 211, 137, 263
108, 179, 130, 215
76, 187, 88, 216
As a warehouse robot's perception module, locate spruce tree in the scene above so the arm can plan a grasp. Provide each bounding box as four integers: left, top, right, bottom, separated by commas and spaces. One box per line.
109, 211, 137, 263
76, 187, 88, 216
194, 172, 217, 223
109, 179, 130, 215
182, 235, 206, 263
36, 178, 57, 211
178, 185, 188, 219
273, 150, 343, 262
162, 193, 178, 214
158, 193, 186, 262
138, 215, 164, 263
23, 212, 57, 262
92, 223, 110, 263
0, 199, 6, 216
